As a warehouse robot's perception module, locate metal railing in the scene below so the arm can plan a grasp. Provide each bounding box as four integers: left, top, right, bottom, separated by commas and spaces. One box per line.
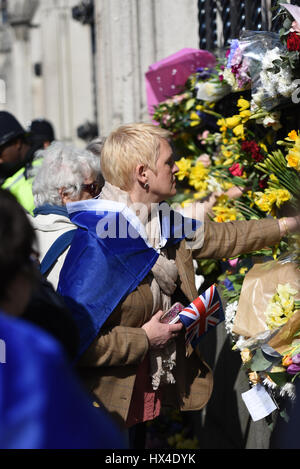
198, 0, 300, 52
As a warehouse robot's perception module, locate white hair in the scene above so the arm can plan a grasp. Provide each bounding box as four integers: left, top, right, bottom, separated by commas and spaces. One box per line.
86, 137, 106, 156
33, 141, 101, 207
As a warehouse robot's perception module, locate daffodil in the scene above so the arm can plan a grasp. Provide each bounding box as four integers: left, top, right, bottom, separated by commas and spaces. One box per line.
212, 205, 239, 222
189, 162, 209, 194
286, 147, 300, 171
225, 115, 241, 129
233, 124, 245, 139
237, 97, 250, 111
239, 110, 252, 119
175, 157, 192, 181
287, 130, 298, 141
265, 283, 299, 329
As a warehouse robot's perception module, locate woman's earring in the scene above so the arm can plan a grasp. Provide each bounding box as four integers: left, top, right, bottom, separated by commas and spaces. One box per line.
144, 182, 149, 190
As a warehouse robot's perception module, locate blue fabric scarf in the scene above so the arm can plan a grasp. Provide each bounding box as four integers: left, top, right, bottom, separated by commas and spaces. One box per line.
0, 311, 125, 449
57, 199, 201, 357
33, 204, 69, 218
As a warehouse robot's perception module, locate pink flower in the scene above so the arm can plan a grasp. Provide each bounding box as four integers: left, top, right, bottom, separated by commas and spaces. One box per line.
291, 21, 300, 33
229, 163, 244, 177
197, 153, 211, 167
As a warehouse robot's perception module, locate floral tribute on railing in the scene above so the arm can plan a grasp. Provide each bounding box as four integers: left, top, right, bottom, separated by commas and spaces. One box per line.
146, 2, 300, 425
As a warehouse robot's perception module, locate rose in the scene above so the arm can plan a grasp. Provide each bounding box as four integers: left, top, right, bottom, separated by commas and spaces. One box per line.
229, 162, 244, 177
287, 32, 300, 52
241, 140, 264, 162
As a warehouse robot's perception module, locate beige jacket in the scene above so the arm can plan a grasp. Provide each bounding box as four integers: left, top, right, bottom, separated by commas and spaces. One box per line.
77, 217, 280, 427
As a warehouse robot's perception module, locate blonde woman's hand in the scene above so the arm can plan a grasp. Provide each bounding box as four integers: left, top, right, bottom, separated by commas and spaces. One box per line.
142, 310, 183, 349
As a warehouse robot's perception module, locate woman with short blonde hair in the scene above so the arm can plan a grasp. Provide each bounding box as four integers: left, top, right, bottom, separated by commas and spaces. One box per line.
58, 122, 300, 447
101, 123, 171, 191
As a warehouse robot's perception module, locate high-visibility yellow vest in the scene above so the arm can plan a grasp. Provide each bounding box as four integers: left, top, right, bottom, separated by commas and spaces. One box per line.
1, 158, 43, 215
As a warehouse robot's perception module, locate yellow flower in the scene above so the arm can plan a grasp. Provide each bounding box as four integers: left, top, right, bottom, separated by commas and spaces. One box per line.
175, 157, 192, 181
265, 283, 298, 330
225, 115, 241, 129
217, 117, 227, 133
275, 189, 291, 207
239, 267, 248, 275
259, 143, 268, 153
254, 189, 291, 213
269, 174, 279, 183
189, 162, 209, 194
237, 97, 250, 111
233, 124, 245, 139
254, 192, 272, 213
190, 111, 201, 127
239, 110, 252, 119
286, 148, 300, 171
212, 205, 238, 222
287, 130, 298, 141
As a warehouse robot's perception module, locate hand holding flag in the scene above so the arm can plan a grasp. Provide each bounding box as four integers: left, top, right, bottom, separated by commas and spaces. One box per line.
179, 284, 224, 348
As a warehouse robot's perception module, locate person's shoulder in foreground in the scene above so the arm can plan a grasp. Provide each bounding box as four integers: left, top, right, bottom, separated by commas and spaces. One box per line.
0, 311, 126, 449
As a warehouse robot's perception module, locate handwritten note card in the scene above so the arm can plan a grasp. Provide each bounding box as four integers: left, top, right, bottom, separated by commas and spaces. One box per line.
241, 384, 277, 422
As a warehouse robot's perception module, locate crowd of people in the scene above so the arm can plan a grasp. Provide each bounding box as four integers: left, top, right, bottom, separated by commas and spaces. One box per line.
0, 110, 300, 449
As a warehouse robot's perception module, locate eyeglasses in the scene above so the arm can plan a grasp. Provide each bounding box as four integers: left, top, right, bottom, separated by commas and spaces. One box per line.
81, 181, 101, 198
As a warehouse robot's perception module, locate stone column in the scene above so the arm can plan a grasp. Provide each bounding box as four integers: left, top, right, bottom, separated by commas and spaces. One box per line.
94, 0, 199, 137
38, 0, 95, 145
6, 0, 39, 125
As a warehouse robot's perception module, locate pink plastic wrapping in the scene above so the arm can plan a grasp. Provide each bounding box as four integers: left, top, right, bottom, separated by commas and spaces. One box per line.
145, 48, 216, 117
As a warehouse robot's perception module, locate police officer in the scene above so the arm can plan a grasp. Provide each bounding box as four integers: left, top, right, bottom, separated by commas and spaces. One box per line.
0, 111, 45, 215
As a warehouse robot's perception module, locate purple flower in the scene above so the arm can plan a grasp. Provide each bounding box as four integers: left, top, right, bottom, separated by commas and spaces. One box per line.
292, 353, 300, 365
223, 278, 234, 291
226, 39, 239, 69
287, 354, 300, 374
196, 67, 213, 80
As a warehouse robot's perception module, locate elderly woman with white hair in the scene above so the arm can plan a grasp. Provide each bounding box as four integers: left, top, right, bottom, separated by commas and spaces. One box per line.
30, 141, 103, 289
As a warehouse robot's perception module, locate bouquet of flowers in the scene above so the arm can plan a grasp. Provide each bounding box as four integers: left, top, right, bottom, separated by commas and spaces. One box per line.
229, 246, 300, 419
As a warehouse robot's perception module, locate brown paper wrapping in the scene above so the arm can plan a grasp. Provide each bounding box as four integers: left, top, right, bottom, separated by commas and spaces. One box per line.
232, 260, 300, 338
268, 310, 300, 355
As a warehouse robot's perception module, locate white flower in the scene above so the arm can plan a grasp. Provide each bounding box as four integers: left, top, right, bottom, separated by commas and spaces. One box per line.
225, 300, 238, 335
207, 176, 222, 194
279, 383, 296, 400
257, 48, 299, 103
196, 82, 230, 103
235, 336, 248, 350
263, 376, 277, 389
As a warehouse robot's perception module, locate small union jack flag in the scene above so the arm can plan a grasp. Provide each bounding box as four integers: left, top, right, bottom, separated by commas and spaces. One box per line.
179, 284, 224, 348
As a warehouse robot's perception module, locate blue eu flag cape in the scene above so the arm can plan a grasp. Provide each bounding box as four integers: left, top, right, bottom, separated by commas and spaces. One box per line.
57, 199, 201, 357
0, 311, 125, 449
